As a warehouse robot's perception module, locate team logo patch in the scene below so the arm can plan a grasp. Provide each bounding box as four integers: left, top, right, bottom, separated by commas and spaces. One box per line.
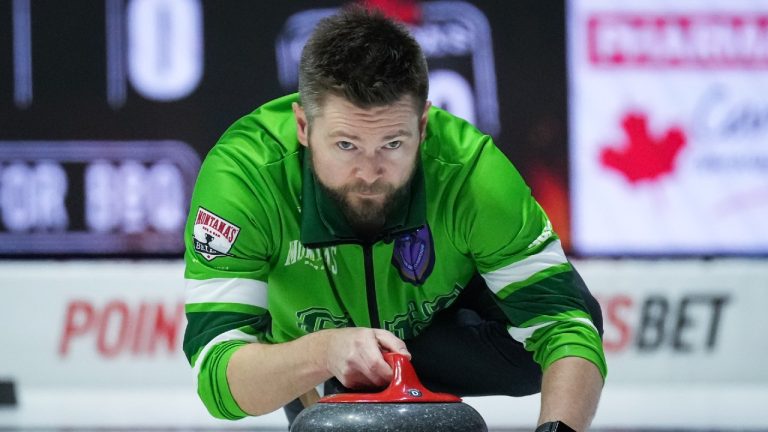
391, 225, 435, 286
193, 207, 240, 261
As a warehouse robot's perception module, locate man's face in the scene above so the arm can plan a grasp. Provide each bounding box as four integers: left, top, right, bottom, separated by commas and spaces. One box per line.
293, 94, 429, 237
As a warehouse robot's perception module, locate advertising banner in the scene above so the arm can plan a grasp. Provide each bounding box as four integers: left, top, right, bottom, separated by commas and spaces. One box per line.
1, 260, 766, 389
575, 259, 768, 384
0, 262, 190, 388
0, 259, 766, 427
569, 0, 768, 255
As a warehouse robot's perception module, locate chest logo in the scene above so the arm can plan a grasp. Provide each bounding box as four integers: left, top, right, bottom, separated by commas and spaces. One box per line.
391, 225, 435, 286
192, 207, 240, 261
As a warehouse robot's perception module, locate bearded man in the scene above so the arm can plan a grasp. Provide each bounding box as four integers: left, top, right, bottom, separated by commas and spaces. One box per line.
183, 7, 606, 432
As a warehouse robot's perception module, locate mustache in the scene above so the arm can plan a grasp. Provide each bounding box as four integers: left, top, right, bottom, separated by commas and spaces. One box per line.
344, 181, 394, 195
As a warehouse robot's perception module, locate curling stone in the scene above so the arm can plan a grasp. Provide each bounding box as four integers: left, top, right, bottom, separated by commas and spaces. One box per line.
290, 352, 487, 432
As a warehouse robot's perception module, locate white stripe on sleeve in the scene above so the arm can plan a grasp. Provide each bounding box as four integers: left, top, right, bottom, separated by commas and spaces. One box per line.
186, 278, 268, 309
192, 329, 260, 387
481, 239, 568, 294
508, 317, 598, 347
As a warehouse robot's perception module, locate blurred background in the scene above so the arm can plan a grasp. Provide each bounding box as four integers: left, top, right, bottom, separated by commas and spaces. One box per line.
0, 0, 766, 430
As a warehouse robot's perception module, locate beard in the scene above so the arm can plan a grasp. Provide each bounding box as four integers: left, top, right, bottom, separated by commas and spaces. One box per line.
309, 150, 415, 241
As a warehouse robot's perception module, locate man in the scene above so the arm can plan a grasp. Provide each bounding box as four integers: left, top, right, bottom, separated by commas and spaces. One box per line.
183, 6, 606, 431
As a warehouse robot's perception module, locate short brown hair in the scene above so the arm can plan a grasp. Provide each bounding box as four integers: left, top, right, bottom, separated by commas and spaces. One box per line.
298, 6, 429, 121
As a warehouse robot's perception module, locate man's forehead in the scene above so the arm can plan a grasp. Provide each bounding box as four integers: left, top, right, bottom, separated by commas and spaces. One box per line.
315, 93, 421, 117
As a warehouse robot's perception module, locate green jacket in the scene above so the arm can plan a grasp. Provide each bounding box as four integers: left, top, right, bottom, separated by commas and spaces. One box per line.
183, 93, 606, 419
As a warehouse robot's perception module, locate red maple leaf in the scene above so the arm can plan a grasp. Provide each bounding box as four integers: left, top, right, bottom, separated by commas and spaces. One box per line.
600, 112, 686, 184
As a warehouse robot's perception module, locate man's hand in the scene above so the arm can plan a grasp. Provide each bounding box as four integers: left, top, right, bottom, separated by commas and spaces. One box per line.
227, 327, 410, 416
323, 328, 411, 389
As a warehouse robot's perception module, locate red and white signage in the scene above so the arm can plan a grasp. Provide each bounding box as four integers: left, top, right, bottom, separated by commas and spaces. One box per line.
0, 262, 190, 388
575, 258, 768, 384
1, 260, 766, 429
58, 299, 184, 358
568, 0, 768, 255
1, 259, 766, 389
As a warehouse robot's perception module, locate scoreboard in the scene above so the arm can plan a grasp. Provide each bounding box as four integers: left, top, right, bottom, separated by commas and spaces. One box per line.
0, 0, 216, 255
0, 0, 287, 256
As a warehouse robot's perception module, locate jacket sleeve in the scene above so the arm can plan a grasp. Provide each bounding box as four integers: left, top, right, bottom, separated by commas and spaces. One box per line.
453, 137, 607, 378
183, 141, 278, 419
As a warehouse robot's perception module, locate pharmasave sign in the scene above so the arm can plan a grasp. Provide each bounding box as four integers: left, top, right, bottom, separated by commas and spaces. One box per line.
275, 1, 500, 137
569, 0, 768, 255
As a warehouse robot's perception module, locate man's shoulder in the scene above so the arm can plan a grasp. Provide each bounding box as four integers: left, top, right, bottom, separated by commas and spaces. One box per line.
209, 93, 301, 168
422, 106, 492, 166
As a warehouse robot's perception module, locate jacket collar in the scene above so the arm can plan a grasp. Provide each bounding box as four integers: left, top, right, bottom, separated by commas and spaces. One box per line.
299, 147, 427, 248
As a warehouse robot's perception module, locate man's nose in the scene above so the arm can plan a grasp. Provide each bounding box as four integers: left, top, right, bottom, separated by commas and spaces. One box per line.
355, 154, 383, 184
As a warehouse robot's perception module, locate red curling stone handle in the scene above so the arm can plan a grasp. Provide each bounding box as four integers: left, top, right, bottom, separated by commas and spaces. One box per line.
319, 352, 462, 403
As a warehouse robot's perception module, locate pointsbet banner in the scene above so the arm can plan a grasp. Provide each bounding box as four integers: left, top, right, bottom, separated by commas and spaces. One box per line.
0, 260, 766, 389
568, 0, 768, 255
578, 259, 768, 384
0, 262, 190, 388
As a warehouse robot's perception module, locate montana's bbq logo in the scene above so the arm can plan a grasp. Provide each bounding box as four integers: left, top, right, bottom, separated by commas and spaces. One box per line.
192, 207, 241, 261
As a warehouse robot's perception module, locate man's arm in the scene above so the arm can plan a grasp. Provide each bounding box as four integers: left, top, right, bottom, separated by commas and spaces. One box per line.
538, 357, 604, 431
227, 327, 410, 416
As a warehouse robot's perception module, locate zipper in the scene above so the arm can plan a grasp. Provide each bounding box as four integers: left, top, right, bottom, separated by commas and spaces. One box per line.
362, 243, 380, 329
321, 247, 354, 326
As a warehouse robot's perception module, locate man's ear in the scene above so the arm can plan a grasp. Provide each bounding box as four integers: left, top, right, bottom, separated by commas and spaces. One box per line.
293, 102, 309, 147
419, 101, 431, 142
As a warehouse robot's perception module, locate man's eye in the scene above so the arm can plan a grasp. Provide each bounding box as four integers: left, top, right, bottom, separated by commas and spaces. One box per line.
337, 141, 355, 150
384, 140, 402, 150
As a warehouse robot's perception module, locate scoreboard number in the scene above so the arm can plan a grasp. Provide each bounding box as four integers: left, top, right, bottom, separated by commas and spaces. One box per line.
12, 0, 204, 109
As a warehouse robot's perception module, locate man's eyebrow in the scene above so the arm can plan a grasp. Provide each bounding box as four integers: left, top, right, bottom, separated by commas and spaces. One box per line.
382, 130, 413, 140
326, 129, 413, 141
327, 130, 361, 140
